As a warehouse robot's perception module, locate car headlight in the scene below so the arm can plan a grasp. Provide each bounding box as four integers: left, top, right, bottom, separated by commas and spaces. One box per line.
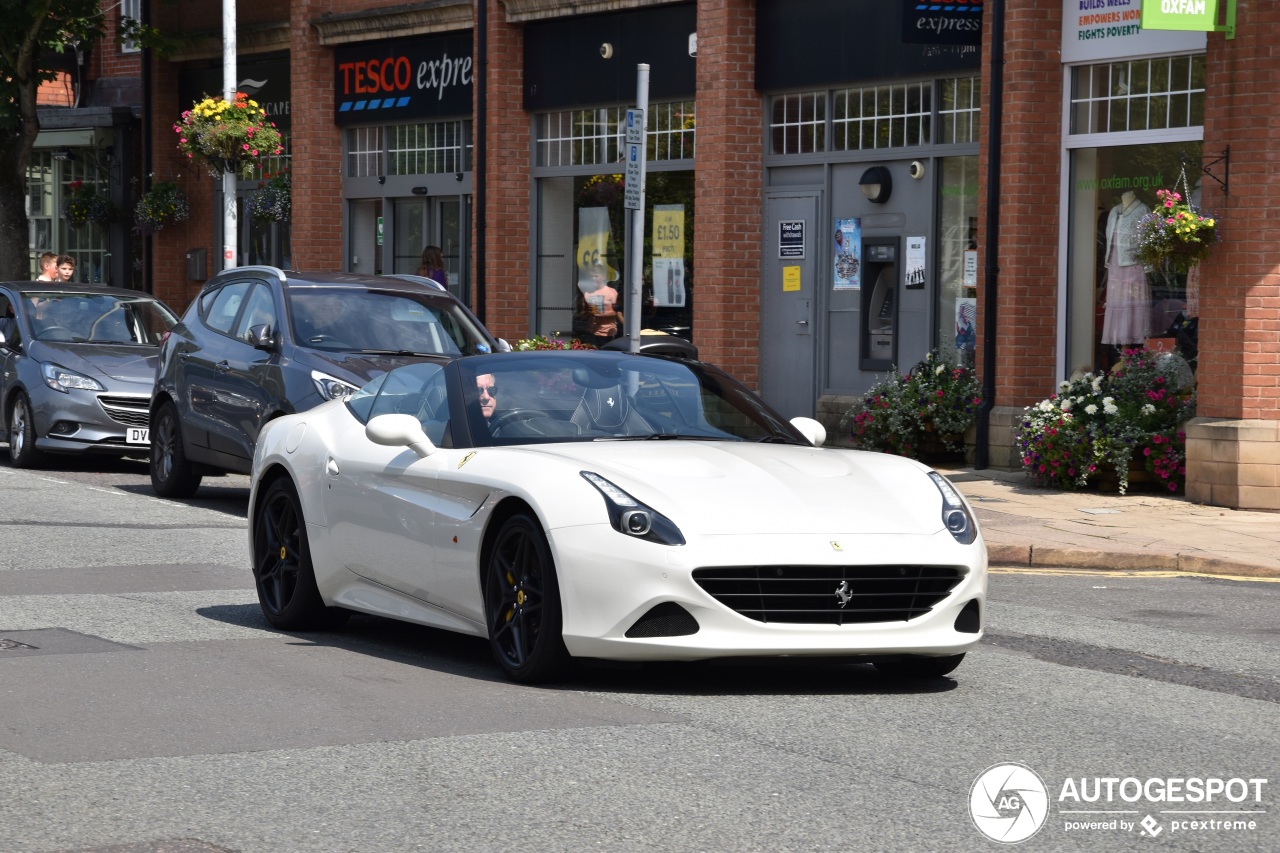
581, 471, 685, 546
311, 370, 359, 401
42, 362, 105, 393
928, 471, 977, 545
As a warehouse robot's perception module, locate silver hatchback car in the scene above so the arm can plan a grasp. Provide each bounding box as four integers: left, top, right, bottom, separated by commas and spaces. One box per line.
0, 283, 178, 468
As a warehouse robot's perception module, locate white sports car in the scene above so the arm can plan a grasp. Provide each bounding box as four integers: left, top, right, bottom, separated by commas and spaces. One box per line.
248, 350, 986, 683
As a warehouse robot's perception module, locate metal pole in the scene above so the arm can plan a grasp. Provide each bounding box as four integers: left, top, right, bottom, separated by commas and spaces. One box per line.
221, 0, 237, 270
974, 0, 1003, 469
627, 64, 649, 353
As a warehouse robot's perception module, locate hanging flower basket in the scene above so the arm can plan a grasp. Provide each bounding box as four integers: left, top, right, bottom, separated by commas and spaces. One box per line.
1133, 188, 1218, 273
60, 180, 116, 227
174, 92, 284, 179
247, 169, 291, 223
134, 180, 190, 235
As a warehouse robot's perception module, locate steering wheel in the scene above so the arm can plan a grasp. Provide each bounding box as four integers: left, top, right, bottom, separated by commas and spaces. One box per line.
304, 334, 355, 349
489, 408, 553, 433
36, 326, 73, 341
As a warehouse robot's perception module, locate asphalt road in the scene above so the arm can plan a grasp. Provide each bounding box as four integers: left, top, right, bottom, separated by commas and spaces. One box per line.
0, 453, 1277, 853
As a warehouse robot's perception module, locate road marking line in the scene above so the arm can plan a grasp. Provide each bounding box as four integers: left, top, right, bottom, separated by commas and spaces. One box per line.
991, 567, 1280, 583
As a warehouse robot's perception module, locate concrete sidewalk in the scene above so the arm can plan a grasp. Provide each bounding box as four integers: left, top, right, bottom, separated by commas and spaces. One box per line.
937, 466, 1280, 579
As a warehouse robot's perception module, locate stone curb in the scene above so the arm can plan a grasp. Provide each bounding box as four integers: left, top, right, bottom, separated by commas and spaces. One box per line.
987, 544, 1280, 579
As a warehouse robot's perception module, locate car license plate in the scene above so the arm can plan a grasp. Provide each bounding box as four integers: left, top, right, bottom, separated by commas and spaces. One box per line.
126, 427, 150, 445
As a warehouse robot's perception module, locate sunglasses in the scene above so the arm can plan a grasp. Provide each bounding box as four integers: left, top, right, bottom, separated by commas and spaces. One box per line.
478, 385, 498, 397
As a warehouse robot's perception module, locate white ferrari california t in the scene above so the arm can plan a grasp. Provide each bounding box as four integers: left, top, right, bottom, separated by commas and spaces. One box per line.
248, 350, 986, 683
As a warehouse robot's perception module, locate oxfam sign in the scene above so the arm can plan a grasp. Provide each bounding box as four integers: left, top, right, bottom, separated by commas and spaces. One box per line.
1141, 0, 1219, 32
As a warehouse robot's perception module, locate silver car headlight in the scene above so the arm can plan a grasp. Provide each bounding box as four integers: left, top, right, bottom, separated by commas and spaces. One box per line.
311, 370, 359, 401
928, 471, 977, 545
42, 362, 105, 393
581, 471, 685, 546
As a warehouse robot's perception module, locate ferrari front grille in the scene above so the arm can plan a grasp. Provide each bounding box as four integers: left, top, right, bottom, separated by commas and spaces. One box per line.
692, 565, 963, 625
97, 394, 150, 428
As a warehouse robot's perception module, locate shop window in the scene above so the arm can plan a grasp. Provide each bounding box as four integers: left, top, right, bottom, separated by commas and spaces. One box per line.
938, 77, 981, 145
833, 82, 930, 151
936, 156, 980, 368
769, 92, 825, 155
535, 172, 694, 346
389, 120, 471, 175
1066, 142, 1202, 376
347, 127, 384, 178
1070, 55, 1205, 136
537, 102, 696, 168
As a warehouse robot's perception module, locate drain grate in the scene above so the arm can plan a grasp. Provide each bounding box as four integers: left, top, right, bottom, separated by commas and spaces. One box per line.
0, 628, 139, 659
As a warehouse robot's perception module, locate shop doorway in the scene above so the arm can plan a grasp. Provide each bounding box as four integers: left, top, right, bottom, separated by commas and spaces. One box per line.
760, 192, 819, 419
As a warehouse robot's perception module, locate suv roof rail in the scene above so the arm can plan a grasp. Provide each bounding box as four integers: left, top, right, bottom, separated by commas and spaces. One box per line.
202, 265, 288, 288
384, 273, 447, 292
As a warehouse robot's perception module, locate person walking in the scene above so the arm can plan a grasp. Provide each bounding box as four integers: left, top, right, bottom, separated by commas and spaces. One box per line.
35, 252, 58, 281
416, 246, 449, 289
56, 255, 76, 282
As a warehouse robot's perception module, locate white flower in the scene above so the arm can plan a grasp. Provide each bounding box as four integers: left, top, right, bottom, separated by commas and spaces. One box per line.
1085, 404, 1098, 415
1038, 401, 1055, 413
1141, 403, 1156, 415
1058, 381, 1071, 392
1060, 398, 1073, 412
935, 365, 945, 375
1103, 399, 1119, 415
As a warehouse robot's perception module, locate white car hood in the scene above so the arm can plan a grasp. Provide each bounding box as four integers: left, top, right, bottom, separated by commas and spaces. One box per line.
522, 441, 944, 536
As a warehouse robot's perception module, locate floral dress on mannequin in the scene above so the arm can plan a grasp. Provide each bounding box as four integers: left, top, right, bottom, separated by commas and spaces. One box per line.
1101, 193, 1152, 346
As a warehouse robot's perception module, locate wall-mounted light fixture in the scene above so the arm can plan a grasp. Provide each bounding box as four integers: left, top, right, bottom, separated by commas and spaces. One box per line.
599, 42, 613, 59
859, 166, 892, 204
52, 148, 76, 162
412, 186, 429, 195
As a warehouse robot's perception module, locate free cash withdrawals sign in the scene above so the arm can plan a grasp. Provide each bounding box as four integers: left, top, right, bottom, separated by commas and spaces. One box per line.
1141, 0, 1218, 31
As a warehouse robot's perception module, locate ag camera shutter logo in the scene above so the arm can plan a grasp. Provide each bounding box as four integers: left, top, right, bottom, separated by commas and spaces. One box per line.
970, 762, 1050, 843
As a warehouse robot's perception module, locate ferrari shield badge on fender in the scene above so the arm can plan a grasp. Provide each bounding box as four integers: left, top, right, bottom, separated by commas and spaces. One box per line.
458, 451, 476, 469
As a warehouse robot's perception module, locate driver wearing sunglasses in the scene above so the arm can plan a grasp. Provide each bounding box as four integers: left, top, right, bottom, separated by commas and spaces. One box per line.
476, 373, 498, 421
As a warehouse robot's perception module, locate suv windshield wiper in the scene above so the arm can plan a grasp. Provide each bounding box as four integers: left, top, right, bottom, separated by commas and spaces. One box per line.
353, 349, 445, 357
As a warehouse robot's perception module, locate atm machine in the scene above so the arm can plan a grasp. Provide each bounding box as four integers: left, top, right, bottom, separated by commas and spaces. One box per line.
860, 236, 899, 371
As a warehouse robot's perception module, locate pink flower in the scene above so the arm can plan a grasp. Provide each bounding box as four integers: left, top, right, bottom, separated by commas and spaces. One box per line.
243, 143, 250, 150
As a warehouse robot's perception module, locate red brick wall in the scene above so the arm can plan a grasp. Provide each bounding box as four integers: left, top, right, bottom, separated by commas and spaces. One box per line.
93, 3, 142, 82
1197, 2, 1280, 420
289, 0, 342, 272
693, 0, 762, 388
479, 0, 531, 342
977, 1, 1063, 409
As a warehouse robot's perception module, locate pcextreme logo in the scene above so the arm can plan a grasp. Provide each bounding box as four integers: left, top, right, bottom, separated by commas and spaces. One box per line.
969, 763, 1270, 844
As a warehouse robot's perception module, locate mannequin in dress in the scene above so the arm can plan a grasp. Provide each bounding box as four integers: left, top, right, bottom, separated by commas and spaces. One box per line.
1101, 190, 1152, 347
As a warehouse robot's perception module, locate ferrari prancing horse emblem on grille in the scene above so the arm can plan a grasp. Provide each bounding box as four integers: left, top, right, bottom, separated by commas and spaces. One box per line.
834, 580, 853, 608
830, 540, 843, 551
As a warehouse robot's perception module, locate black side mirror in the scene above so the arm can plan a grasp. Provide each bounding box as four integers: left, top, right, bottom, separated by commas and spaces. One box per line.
248, 324, 275, 350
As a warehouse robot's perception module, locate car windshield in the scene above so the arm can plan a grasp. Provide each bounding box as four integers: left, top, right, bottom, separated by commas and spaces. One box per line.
287, 288, 492, 356
381, 352, 804, 447
21, 291, 177, 345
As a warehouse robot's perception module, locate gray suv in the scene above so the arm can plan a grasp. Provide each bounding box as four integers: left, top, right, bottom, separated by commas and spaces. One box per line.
150, 267, 502, 497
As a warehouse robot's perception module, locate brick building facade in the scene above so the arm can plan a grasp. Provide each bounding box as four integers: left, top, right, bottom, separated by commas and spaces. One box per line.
37, 0, 1273, 510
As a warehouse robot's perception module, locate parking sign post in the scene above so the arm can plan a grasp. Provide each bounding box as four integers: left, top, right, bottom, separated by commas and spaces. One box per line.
625, 64, 649, 354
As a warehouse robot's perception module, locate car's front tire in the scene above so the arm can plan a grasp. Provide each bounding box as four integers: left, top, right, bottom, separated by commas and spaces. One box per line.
874, 653, 965, 679
252, 477, 349, 631
150, 400, 202, 498
8, 392, 44, 469
484, 512, 570, 683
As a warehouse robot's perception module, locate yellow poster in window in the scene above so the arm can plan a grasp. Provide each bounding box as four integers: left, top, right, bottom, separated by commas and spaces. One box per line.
652, 205, 685, 259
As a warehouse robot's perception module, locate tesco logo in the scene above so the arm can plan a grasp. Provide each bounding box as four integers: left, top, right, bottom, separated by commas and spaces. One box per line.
338, 53, 472, 101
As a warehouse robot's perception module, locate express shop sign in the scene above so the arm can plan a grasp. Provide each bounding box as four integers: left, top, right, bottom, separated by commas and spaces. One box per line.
334, 33, 472, 125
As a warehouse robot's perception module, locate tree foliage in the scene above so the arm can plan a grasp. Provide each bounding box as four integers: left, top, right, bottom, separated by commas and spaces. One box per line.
0, 0, 104, 279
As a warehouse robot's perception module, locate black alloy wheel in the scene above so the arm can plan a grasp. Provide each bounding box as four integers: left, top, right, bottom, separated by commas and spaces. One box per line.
484, 512, 570, 683
8, 392, 43, 468
251, 477, 349, 631
874, 653, 966, 679
149, 400, 202, 498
